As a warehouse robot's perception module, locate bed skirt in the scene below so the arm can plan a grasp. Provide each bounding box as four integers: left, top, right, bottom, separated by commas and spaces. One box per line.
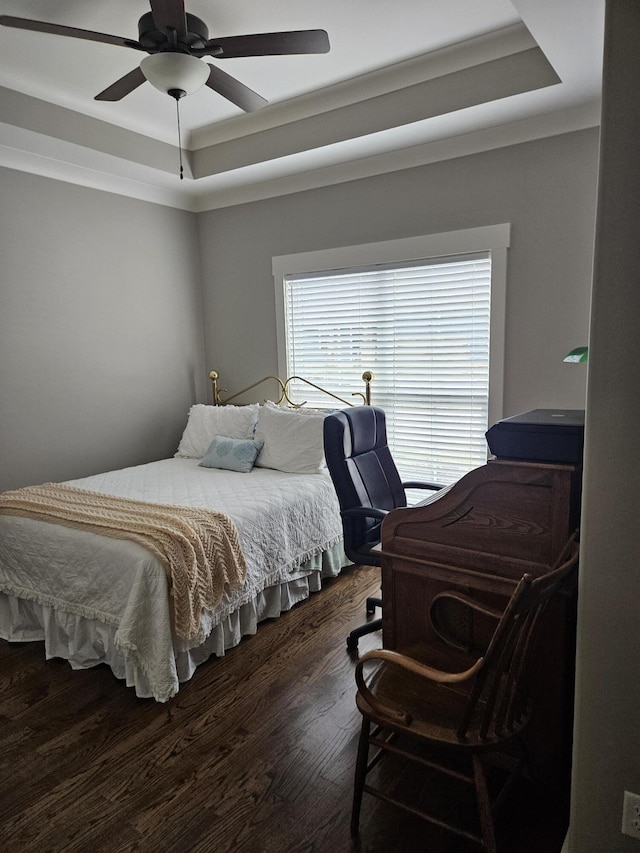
0, 543, 348, 702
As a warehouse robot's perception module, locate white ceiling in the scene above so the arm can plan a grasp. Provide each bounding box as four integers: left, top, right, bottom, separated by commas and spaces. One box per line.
0, 0, 605, 210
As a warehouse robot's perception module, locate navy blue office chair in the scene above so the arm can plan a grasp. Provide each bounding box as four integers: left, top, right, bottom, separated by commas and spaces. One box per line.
323, 406, 443, 650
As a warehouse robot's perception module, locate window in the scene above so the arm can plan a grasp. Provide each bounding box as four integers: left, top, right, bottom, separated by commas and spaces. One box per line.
273, 225, 509, 486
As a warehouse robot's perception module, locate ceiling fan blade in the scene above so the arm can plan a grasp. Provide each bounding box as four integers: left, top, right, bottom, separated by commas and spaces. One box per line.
148, 0, 187, 40
206, 64, 268, 113
202, 30, 330, 58
95, 67, 147, 102
0, 15, 143, 50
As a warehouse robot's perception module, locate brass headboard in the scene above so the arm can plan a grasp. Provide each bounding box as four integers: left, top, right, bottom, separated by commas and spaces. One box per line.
209, 371, 373, 408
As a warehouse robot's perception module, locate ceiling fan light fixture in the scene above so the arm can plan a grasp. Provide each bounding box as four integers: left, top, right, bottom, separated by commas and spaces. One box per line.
140, 52, 209, 96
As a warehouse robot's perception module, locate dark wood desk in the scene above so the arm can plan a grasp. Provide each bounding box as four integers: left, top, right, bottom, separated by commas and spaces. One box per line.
380, 458, 578, 788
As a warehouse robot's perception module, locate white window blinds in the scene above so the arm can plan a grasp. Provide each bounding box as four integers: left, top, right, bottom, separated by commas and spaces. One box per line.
283, 252, 492, 485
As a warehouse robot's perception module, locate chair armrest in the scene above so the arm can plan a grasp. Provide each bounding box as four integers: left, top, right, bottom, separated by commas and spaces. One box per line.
430, 591, 504, 653
402, 480, 445, 491
342, 506, 388, 521
432, 591, 504, 621
355, 648, 484, 726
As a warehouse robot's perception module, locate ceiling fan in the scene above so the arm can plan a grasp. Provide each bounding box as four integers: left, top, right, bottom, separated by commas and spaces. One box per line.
0, 1, 330, 113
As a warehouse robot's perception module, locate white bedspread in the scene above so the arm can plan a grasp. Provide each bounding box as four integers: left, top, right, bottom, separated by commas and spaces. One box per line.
0, 459, 343, 700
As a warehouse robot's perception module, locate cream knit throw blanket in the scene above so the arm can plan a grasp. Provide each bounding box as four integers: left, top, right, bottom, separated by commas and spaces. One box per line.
0, 482, 247, 642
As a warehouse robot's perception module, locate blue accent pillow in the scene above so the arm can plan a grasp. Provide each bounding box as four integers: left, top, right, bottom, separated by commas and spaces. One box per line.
198, 435, 264, 474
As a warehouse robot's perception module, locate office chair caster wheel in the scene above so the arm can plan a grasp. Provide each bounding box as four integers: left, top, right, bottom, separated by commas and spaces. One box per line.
346, 635, 359, 652
365, 595, 382, 616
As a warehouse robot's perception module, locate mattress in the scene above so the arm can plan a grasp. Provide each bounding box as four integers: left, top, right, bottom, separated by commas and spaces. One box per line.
0, 458, 346, 701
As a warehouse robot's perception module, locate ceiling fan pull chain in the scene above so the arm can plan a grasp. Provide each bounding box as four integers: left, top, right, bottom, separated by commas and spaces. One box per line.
172, 90, 185, 180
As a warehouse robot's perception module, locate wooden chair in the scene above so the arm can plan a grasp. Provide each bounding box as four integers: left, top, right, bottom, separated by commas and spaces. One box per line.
351, 538, 579, 852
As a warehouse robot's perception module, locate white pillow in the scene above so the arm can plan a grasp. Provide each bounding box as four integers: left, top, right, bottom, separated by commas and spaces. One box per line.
175, 404, 259, 458
264, 400, 333, 417
255, 404, 327, 474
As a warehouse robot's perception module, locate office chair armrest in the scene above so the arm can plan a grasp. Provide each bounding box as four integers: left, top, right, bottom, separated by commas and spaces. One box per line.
402, 480, 445, 491
429, 591, 503, 653
355, 649, 484, 726
342, 506, 389, 521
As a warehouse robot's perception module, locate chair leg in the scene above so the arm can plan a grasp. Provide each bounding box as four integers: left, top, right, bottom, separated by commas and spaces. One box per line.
351, 717, 371, 837
473, 755, 497, 853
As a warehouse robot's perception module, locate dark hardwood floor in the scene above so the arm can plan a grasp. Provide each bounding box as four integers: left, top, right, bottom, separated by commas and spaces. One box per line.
0, 564, 568, 852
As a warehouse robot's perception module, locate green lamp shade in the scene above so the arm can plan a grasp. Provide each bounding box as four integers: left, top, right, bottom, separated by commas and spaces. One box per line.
564, 346, 589, 363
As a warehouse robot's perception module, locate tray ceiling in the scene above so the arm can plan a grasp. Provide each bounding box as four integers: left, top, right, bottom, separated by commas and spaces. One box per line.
0, 0, 604, 210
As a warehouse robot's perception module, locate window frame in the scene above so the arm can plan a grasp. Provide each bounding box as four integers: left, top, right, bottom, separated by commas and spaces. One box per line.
272, 223, 509, 431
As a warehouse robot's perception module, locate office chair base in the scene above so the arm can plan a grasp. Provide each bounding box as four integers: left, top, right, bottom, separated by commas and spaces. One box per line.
365, 595, 382, 616
347, 617, 383, 651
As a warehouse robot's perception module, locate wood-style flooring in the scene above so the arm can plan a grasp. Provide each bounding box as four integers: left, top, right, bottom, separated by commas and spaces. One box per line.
0, 564, 568, 852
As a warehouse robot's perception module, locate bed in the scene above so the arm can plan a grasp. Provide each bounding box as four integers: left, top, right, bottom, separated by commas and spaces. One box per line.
0, 372, 373, 702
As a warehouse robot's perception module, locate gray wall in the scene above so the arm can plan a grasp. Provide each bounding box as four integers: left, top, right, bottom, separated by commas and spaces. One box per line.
0, 168, 206, 491
1, 129, 597, 495
567, 1, 640, 850
198, 128, 598, 418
